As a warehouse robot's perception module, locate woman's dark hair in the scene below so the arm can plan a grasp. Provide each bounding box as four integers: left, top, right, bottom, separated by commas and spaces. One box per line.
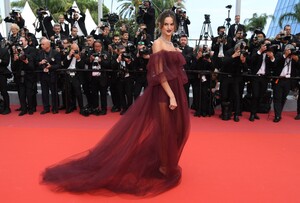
156, 9, 177, 31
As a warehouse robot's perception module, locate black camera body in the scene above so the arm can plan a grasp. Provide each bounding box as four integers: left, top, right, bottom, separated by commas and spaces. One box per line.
101, 13, 119, 26
139, 47, 150, 55
4, 10, 20, 23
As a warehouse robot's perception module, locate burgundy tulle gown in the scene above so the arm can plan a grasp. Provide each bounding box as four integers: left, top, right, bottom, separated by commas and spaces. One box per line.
41, 50, 190, 196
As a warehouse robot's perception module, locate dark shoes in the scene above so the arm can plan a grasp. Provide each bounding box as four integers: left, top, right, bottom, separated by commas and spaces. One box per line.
52, 109, 59, 114
249, 114, 260, 122
233, 115, 240, 122
111, 106, 121, 113
273, 116, 281, 123
40, 110, 50, 115
120, 109, 127, 115
19, 111, 27, 116
80, 109, 89, 117
1, 108, 11, 115
65, 107, 76, 114
295, 114, 300, 120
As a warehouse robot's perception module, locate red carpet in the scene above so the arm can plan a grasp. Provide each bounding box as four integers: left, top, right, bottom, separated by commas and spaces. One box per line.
1, 108, 300, 203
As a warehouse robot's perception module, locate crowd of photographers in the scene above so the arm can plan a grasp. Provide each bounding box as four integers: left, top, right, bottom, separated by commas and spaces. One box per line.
0, 3, 300, 123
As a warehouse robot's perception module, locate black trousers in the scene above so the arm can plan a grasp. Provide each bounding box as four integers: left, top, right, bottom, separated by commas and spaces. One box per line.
184, 77, 198, 108
133, 76, 147, 100
220, 76, 242, 115
65, 75, 84, 110
18, 79, 35, 112
273, 79, 291, 118
0, 75, 10, 110
194, 80, 210, 115
250, 76, 269, 114
297, 82, 300, 114
118, 77, 134, 110
109, 77, 121, 109
40, 76, 58, 111
90, 76, 108, 109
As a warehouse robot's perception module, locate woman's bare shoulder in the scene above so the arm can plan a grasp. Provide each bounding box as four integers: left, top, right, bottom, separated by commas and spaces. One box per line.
152, 39, 164, 54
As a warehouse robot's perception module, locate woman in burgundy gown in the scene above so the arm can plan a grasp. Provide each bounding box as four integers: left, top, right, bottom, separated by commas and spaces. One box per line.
41, 10, 190, 197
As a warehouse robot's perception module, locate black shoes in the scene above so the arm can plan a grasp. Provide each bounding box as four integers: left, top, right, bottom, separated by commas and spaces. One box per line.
40, 110, 50, 115
1, 108, 11, 115
52, 109, 59, 114
273, 116, 281, 123
233, 115, 240, 122
295, 114, 300, 120
111, 106, 121, 113
120, 109, 127, 115
249, 114, 260, 122
18, 111, 27, 116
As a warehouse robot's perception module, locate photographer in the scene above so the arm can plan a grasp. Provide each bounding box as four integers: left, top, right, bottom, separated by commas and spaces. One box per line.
108, 34, 121, 55
227, 28, 248, 49
176, 10, 190, 37
58, 15, 70, 37
85, 40, 110, 115
249, 29, 266, 54
62, 43, 86, 116
64, 7, 87, 37
50, 23, 67, 49
133, 41, 150, 100
177, 34, 196, 108
249, 39, 276, 121
111, 45, 135, 115
4, 10, 25, 29
192, 45, 214, 117
136, 0, 155, 41
134, 24, 151, 46
90, 24, 111, 51
220, 41, 249, 121
0, 47, 11, 115
273, 25, 299, 52
20, 27, 38, 48
37, 38, 61, 114
68, 26, 85, 50
272, 44, 299, 122
11, 36, 37, 116
228, 15, 246, 40
212, 26, 230, 71
34, 8, 54, 39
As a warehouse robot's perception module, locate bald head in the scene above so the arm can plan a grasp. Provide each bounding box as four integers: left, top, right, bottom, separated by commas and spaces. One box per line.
40, 38, 51, 51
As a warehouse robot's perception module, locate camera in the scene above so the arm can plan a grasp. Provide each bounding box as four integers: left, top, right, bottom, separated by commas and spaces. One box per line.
36, 8, 48, 19
4, 10, 20, 24
101, 13, 119, 26
290, 47, 300, 56
74, 50, 79, 54
204, 14, 211, 24
139, 47, 150, 55
202, 45, 211, 59
41, 60, 49, 69
239, 43, 249, 57
122, 52, 132, 60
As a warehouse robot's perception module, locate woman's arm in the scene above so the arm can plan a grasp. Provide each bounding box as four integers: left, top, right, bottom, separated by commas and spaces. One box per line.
152, 40, 177, 110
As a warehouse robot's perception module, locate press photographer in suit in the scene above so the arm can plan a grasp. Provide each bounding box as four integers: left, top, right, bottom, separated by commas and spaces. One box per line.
228, 15, 246, 40
249, 39, 275, 121
0, 47, 11, 115
12, 36, 37, 116
211, 26, 230, 71
272, 44, 299, 122
86, 40, 110, 115
136, 0, 155, 41
64, 7, 87, 37
220, 41, 249, 122
177, 34, 195, 107
62, 43, 86, 116
37, 38, 61, 114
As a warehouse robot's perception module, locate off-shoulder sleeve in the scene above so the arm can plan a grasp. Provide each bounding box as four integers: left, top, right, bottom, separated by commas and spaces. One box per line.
146, 51, 187, 86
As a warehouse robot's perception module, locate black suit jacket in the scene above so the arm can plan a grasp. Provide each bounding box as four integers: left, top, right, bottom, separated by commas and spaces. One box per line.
36, 16, 54, 38
250, 51, 275, 76
228, 23, 246, 39
65, 13, 87, 36
273, 53, 299, 77
0, 47, 11, 77
60, 23, 70, 37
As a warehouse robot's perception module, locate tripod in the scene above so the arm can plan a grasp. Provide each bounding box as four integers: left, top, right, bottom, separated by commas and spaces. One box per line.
223, 5, 232, 34
197, 14, 214, 47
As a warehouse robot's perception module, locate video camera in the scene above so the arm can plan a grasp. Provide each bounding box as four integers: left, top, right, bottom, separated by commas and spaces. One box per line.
202, 45, 211, 59
101, 13, 119, 26
36, 8, 48, 19
4, 10, 21, 24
